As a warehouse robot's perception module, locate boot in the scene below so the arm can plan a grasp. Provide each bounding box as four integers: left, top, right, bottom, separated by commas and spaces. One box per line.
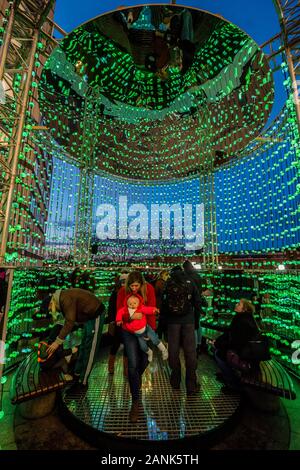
123, 356, 128, 378
108, 354, 115, 374
129, 400, 139, 423
157, 342, 168, 360
186, 382, 201, 396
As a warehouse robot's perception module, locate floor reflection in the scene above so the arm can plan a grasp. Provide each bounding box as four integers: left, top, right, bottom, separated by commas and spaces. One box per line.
62, 350, 240, 440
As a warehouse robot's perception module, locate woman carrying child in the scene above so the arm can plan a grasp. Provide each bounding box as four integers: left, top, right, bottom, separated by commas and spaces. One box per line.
116, 271, 160, 423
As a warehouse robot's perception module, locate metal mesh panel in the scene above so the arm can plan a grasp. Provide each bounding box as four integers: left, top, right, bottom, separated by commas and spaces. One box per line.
62, 351, 240, 441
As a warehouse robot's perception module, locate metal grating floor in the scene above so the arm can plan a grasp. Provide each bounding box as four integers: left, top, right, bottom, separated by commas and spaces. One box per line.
62, 350, 240, 441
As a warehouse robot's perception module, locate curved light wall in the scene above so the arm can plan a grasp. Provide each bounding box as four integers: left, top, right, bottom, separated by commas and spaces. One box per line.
45, 103, 300, 260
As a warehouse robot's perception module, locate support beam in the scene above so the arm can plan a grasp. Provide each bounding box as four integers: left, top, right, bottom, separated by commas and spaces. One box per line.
0, 2, 17, 80
273, 0, 300, 132
0, 29, 39, 265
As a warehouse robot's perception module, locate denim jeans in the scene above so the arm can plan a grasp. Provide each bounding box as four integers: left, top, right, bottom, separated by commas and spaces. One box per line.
214, 350, 241, 389
195, 323, 202, 347
122, 329, 148, 401
167, 323, 197, 392
135, 325, 160, 354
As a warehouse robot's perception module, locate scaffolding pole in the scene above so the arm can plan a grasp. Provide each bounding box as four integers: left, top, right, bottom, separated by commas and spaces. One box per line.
73, 88, 102, 266
0, 29, 39, 264
0, 1, 19, 80
273, 0, 300, 132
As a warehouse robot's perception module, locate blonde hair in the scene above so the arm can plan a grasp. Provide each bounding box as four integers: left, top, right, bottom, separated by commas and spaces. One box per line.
125, 271, 147, 303
240, 299, 255, 315
127, 294, 140, 305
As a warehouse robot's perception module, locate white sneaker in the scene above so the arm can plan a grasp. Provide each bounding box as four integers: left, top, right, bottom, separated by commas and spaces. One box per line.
147, 349, 153, 362
157, 341, 168, 361
161, 348, 168, 361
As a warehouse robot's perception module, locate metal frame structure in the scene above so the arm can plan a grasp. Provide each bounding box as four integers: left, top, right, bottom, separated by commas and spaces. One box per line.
73, 87, 103, 266
0, 0, 56, 265
273, 0, 300, 131
200, 123, 219, 270
0, 0, 56, 416
1, 1, 298, 273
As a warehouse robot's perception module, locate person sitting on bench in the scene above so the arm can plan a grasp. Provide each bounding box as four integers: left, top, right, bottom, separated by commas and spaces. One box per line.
214, 298, 269, 392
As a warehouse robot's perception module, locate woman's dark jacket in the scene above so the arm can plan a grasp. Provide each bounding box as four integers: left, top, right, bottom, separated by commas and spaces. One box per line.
216, 312, 259, 359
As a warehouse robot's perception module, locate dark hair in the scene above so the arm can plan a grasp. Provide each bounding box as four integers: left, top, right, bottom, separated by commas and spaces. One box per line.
125, 271, 147, 302
182, 260, 195, 273
170, 265, 183, 274
70, 268, 96, 292
40, 294, 52, 315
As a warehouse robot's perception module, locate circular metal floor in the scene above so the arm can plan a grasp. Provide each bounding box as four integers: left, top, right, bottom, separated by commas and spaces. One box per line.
61, 350, 240, 444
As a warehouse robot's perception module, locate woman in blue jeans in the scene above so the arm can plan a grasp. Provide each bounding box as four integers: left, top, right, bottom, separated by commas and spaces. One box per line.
117, 271, 157, 423
122, 330, 149, 418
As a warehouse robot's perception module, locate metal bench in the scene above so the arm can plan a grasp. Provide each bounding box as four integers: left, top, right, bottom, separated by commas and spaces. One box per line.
202, 327, 223, 342
10, 351, 68, 418
202, 324, 296, 410
241, 358, 296, 400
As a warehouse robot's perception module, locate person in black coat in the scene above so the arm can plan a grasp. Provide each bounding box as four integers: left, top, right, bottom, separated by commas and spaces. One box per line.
161, 266, 202, 395
182, 260, 209, 354
154, 270, 170, 340
214, 298, 259, 390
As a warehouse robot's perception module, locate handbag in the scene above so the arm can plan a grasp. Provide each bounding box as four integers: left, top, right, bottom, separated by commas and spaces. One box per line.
108, 321, 116, 336
214, 330, 231, 351
226, 350, 252, 372
240, 333, 270, 361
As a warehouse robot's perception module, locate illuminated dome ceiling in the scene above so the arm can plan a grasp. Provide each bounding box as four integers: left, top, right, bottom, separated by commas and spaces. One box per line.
39, 4, 274, 180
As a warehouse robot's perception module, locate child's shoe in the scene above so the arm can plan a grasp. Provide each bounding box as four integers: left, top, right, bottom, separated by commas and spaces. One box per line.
161, 348, 168, 361
147, 348, 153, 362
157, 342, 168, 360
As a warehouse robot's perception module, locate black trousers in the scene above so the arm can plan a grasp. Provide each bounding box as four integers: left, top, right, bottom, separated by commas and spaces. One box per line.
110, 325, 123, 355
167, 323, 197, 392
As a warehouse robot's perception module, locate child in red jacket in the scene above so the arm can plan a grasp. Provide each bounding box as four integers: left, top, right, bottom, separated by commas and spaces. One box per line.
116, 294, 168, 362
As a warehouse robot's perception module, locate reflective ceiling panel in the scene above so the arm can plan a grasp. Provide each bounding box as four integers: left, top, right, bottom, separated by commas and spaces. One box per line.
39, 5, 274, 180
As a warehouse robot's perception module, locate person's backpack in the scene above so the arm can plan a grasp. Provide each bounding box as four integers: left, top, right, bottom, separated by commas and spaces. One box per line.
165, 278, 193, 316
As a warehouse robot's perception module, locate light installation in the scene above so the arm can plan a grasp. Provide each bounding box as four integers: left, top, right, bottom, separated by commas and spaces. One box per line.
0, 3, 299, 421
